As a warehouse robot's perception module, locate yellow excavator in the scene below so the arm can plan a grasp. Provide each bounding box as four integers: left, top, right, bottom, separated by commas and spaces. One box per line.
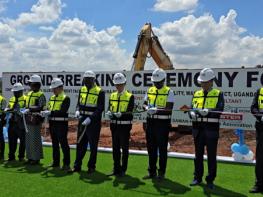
132, 23, 174, 71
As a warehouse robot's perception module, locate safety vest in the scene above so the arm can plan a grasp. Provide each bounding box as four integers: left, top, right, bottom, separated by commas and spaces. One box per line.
48, 92, 67, 111
109, 90, 132, 113
79, 85, 101, 109
192, 88, 220, 109
258, 88, 263, 110
8, 95, 26, 110
147, 86, 171, 108
25, 90, 44, 108
0, 95, 5, 113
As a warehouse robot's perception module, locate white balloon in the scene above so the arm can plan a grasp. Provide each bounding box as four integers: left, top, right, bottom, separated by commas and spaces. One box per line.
244, 150, 254, 161
233, 152, 243, 161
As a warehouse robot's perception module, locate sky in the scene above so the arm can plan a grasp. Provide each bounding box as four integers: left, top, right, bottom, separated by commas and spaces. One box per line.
0, 0, 263, 74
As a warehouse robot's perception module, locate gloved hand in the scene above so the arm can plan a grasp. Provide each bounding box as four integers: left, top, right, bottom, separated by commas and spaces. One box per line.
261, 116, 263, 122
189, 111, 198, 121
105, 111, 113, 118
40, 110, 51, 117
75, 110, 80, 118
114, 112, 122, 118
147, 107, 157, 115
82, 117, 91, 126
21, 108, 29, 115
143, 105, 149, 111
198, 108, 209, 117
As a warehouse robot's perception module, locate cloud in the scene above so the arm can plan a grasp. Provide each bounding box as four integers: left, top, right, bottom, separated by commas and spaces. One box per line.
153, 9, 263, 68
153, 0, 198, 12
0, 18, 131, 73
11, 0, 64, 26
0, 0, 9, 13
39, 26, 55, 31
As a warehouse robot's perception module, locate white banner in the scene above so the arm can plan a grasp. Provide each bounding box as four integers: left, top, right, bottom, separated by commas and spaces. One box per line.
2, 68, 263, 130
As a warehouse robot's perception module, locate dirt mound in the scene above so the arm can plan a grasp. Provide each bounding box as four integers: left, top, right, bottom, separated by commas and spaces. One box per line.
41, 120, 256, 157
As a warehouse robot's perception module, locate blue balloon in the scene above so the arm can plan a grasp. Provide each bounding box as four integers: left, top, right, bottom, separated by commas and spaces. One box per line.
231, 143, 240, 153
239, 145, 249, 155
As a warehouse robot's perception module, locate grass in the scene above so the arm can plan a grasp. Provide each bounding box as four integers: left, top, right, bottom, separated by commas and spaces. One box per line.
0, 146, 260, 197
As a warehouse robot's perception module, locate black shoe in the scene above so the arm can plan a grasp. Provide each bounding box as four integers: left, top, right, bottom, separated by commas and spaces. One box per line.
30, 160, 40, 165
87, 168, 95, 174
117, 171, 126, 177
107, 171, 119, 177
249, 186, 263, 193
24, 159, 32, 165
190, 179, 202, 186
47, 163, 60, 168
61, 165, 71, 171
19, 158, 25, 162
0, 156, 4, 161
143, 174, 157, 180
68, 167, 81, 173
207, 182, 214, 189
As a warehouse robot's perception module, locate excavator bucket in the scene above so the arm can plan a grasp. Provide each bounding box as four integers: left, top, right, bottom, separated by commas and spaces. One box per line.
132, 23, 174, 71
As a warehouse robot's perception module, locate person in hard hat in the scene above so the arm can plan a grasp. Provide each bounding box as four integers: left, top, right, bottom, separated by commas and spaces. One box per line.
70, 70, 105, 174
21, 74, 46, 165
40, 78, 71, 171
5, 83, 27, 162
106, 73, 134, 177
249, 88, 263, 193
142, 68, 174, 180
188, 68, 224, 189
0, 94, 7, 161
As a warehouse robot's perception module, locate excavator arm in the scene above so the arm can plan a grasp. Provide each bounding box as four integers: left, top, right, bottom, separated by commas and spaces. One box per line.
132, 23, 174, 71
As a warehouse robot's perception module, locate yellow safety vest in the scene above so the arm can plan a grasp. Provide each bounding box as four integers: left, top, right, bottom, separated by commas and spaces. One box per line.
109, 90, 132, 113
48, 92, 67, 111
79, 85, 101, 108
0, 95, 5, 113
8, 95, 26, 109
258, 88, 263, 110
25, 91, 44, 108
147, 86, 171, 108
192, 88, 220, 109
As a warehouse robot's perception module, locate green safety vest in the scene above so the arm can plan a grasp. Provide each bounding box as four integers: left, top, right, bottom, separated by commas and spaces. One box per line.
109, 90, 132, 112
0, 95, 5, 113
147, 86, 171, 108
79, 85, 101, 108
8, 95, 26, 109
192, 88, 220, 109
258, 88, 263, 110
25, 91, 44, 108
48, 92, 67, 111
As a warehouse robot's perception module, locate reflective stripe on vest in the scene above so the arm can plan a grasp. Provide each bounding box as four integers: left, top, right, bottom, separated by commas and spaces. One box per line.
192, 88, 220, 109
8, 95, 26, 109
48, 92, 67, 111
0, 95, 5, 113
79, 85, 101, 108
147, 86, 170, 108
109, 90, 132, 113
258, 88, 263, 111
26, 91, 44, 108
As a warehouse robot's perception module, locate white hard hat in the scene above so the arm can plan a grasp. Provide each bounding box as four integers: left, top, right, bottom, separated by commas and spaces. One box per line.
11, 83, 24, 92
113, 73, 126, 85
197, 68, 215, 83
50, 78, 63, 89
83, 70, 96, 78
28, 74, 41, 83
151, 68, 166, 82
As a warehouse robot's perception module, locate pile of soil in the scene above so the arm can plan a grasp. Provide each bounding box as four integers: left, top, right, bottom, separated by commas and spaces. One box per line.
41, 120, 256, 157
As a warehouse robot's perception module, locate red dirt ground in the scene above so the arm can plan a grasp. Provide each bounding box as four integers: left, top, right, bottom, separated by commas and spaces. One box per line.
41, 120, 256, 157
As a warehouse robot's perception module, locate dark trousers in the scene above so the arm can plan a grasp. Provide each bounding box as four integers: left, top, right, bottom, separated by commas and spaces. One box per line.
146, 118, 170, 175
193, 124, 219, 183
49, 121, 70, 166
8, 124, 25, 160
0, 124, 4, 159
74, 120, 101, 170
255, 122, 263, 187
110, 124, 131, 173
